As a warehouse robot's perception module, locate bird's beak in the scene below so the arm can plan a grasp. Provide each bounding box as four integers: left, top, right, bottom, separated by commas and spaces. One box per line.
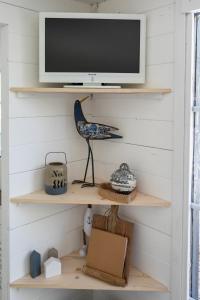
80, 95, 90, 103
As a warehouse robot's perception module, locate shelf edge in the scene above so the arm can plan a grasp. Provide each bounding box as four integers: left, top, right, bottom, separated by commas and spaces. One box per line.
10, 87, 172, 95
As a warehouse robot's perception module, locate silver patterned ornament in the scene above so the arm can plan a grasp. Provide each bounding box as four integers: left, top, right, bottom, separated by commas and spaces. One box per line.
110, 163, 136, 193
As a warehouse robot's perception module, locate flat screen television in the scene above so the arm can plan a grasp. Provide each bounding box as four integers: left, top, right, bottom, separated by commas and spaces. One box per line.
39, 13, 146, 85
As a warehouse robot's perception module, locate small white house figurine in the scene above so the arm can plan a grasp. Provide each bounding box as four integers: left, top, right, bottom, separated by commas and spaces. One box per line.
44, 257, 61, 279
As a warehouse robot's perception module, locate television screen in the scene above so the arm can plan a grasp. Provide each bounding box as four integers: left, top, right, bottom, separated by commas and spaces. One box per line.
45, 18, 141, 74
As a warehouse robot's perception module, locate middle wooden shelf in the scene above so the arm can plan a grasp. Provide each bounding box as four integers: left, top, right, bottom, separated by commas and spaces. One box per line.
11, 184, 171, 207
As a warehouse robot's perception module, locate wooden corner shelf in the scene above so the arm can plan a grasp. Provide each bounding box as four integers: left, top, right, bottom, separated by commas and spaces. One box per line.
10, 87, 172, 95
10, 254, 168, 292
11, 184, 171, 207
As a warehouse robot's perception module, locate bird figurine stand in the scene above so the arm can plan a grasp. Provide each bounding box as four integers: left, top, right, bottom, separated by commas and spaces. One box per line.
72, 96, 123, 188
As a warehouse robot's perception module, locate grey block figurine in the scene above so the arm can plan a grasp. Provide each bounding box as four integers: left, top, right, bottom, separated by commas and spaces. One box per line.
30, 250, 41, 278
47, 248, 58, 259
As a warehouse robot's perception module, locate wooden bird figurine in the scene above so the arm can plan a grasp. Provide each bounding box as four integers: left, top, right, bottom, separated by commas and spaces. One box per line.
72, 96, 122, 188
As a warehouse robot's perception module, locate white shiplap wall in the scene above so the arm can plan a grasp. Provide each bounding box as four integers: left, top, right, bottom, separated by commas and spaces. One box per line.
182, 0, 200, 11
93, 1, 175, 300
1, 1, 180, 300
0, 1, 93, 300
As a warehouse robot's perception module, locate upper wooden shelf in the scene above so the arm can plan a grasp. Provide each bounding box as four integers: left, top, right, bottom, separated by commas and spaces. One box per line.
11, 184, 171, 207
10, 254, 168, 292
10, 87, 172, 95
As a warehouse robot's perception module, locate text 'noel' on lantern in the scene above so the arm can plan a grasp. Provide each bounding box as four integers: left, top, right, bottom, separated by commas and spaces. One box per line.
44, 152, 67, 195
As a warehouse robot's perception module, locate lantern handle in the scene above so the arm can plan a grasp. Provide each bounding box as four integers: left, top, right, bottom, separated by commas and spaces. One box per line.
45, 152, 67, 166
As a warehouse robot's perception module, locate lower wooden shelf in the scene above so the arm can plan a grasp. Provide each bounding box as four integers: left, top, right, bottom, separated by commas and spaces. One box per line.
10, 255, 168, 292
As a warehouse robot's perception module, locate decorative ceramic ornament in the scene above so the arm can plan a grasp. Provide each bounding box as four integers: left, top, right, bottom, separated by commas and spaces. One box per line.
47, 248, 58, 259
44, 257, 61, 278
44, 152, 67, 195
110, 163, 136, 193
30, 250, 41, 278
83, 204, 93, 237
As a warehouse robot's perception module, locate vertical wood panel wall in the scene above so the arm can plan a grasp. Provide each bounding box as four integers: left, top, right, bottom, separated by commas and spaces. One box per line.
94, 1, 175, 300
1, 1, 181, 300
0, 1, 92, 300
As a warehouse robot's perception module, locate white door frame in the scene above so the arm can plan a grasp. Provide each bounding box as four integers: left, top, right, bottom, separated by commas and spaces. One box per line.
171, 1, 187, 299
182, 12, 195, 300
173, 6, 200, 300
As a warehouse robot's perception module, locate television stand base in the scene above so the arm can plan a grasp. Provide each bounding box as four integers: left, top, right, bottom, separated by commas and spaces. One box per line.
63, 83, 121, 89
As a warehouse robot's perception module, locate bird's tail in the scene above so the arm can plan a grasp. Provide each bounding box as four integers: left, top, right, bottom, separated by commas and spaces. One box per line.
105, 133, 123, 139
